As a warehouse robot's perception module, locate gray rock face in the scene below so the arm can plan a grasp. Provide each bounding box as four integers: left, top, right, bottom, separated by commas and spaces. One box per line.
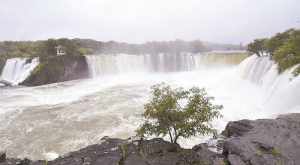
0, 59, 5, 74
223, 113, 300, 165
228, 154, 246, 165
0, 137, 221, 165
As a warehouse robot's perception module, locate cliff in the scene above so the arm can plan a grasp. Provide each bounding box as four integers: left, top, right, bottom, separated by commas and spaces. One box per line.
21, 55, 89, 86
0, 59, 5, 74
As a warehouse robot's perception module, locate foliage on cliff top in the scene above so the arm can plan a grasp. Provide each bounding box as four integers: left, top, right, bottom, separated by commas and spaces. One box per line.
136, 83, 222, 144
0, 39, 90, 61
0, 38, 245, 62
247, 29, 300, 76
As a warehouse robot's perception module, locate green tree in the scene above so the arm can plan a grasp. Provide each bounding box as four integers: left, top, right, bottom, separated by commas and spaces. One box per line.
247, 39, 267, 57
57, 38, 81, 56
136, 83, 223, 144
273, 30, 300, 75
265, 29, 295, 56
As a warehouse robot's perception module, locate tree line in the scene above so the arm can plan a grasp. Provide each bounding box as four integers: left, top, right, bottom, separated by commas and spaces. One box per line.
0, 39, 90, 61
0, 39, 244, 61
247, 29, 300, 76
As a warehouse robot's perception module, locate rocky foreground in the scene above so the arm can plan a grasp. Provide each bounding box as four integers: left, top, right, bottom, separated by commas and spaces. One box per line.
1, 113, 299, 165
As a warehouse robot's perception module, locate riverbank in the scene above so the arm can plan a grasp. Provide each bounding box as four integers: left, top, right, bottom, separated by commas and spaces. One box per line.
1, 113, 299, 165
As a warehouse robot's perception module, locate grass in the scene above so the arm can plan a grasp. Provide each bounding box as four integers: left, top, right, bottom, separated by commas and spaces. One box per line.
256, 147, 281, 157
271, 148, 281, 157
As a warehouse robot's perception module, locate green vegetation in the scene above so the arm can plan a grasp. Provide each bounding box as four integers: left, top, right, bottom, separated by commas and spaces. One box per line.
256, 147, 281, 157
136, 83, 222, 144
0, 39, 244, 62
222, 160, 230, 165
0, 39, 86, 62
21, 55, 88, 86
247, 29, 300, 76
247, 39, 268, 57
271, 148, 281, 157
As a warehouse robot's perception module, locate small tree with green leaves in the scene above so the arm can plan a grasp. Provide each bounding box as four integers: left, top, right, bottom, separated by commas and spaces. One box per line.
136, 83, 223, 144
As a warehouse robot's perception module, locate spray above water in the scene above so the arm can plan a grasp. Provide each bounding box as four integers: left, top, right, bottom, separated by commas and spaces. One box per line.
238, 55, 300, 114
0, 54, 299, 160
85, 53, 246, 77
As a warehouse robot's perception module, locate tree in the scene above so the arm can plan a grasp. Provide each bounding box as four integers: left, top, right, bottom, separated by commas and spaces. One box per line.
265, 29, 295, 56
247, 39, 267, 57
273, 30, 300, 75
57, 38, 81, 56
136, 83, 223, 144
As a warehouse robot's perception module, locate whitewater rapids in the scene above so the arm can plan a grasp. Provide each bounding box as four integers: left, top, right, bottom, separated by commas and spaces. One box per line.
0, 54, 299, 160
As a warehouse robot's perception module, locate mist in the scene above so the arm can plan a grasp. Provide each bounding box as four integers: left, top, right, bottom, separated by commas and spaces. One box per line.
1, 0, 299, 44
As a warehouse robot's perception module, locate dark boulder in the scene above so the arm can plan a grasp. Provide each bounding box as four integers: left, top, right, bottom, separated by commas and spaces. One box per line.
222, 119, 253, 137
0, 152, 6, 163
0, 59, 5, 74
222, 113, 300, 165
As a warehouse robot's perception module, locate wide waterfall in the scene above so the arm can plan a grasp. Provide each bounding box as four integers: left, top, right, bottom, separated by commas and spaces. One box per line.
0, 58, 39, 85
85, 53, 246, 77
1, 53, 299, 160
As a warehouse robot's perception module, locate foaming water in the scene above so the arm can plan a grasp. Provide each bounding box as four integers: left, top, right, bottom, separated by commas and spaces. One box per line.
238, 55, 300, 115
0, 54, 299, 160
0, 58, 39, 85
85, 53, 246, 77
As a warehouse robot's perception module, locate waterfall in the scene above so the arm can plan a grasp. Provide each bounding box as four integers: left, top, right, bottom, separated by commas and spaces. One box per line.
238, 55, 300, 113
85, 53, 246, 77
238, 55, 275, 84
0, 58, 39, 85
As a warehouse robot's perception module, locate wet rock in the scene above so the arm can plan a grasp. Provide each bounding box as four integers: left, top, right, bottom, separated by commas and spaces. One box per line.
139, 138, 180, 155
228, 154, 246, 165
0, 152, 6, 163
212, 157, 226, 165
222, 113, 300, 165
192, 143, 220, 163
222, 119, 253, 137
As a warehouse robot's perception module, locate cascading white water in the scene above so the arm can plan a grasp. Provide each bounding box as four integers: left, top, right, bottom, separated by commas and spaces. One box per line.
238, 55, 300, 113
1, 53, 299, 160
85, 53, 245, 77
238, 55, 275, 84
0, 58, 39, 85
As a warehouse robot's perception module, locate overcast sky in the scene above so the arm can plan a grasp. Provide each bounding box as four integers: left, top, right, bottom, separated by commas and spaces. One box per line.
1, 0, 299, 44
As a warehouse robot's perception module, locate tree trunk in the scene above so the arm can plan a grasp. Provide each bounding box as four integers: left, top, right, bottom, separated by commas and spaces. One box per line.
168, 128, 173, 143
173, 128, 179, 144
174, 134, 182, 144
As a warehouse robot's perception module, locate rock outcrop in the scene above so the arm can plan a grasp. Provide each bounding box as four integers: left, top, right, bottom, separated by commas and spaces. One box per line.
222, 113, 300, 165
0, 59, 5, 74
21, 55, 89, 86
1, 113, 299, 165
0, 137, 223, 165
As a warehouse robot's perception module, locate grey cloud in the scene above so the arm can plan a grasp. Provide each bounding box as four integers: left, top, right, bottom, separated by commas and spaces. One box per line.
0, 0, 299, 44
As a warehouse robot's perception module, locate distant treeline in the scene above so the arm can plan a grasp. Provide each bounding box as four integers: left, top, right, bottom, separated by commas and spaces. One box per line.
0, 39, 244, 61
247, 28, 300, 76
